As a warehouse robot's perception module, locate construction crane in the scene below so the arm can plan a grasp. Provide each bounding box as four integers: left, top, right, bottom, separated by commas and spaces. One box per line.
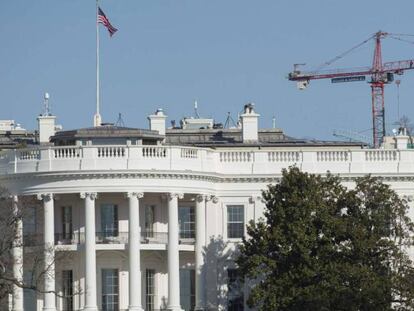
288, 31, 414, 148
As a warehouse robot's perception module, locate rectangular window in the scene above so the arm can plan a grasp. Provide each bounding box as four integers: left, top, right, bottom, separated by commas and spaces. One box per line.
179, 206, 195, 239
62, 270, 73, 311
23, 207, 37, 246
23, 271, 36, 311
61, 206, 73, 241
227, 206, 244, 239
102, 269, 119, 311
180, 269, 195, 311
145, 269, 155, 311
101, 204, 118, 237
23, 207, 36, 234
144, 205, 155, 238
227, 269, 244, 311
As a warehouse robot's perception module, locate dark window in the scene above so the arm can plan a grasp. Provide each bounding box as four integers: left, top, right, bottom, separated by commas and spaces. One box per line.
101, 204, 118, 237
62, 270, 73, 311
61, 206, 73, 241
146, 269, 155, 311
227, 269, 244, 311
145, 205, 155, 238
179, 206, 195, 239
102, 269, 119, 311
227, 206, 244, 239
180, 269, 195, 311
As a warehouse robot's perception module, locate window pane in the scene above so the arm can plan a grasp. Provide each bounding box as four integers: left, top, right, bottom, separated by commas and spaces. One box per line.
101, 204, 118, 237
227, 269, 244, 311
61, 206, 73, 240
179, 206, 195, 239
145, 205, 155, 238
180, 269, 195, 311
146, 269, 155, 311
227, 206, 244, 239
62, 270, 73, 311
102, 269, 119, 311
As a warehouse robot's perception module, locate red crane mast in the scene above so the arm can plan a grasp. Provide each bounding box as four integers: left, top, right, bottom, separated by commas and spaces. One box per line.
288, 31, 414, 148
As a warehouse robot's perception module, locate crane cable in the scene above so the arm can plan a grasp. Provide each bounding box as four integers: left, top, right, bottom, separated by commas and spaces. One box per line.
314, 33, 376, 71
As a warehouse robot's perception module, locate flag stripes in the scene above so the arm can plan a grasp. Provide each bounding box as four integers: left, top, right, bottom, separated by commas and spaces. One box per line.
97, 7, 118, 37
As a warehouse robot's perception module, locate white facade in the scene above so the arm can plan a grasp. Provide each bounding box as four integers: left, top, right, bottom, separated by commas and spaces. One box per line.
2, 109, 414, 311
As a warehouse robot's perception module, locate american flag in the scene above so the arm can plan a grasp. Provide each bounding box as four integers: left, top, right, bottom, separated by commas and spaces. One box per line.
97, 7, 118, 37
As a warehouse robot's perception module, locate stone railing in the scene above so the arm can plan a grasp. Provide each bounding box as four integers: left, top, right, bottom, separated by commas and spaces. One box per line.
1, 145, 414, 175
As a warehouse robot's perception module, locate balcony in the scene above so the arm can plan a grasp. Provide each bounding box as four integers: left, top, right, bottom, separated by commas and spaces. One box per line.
1, 144, 413, 176
21, 232, 195, 247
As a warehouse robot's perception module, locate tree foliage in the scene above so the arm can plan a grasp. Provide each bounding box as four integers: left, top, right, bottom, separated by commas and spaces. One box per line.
236, 167, 414, 311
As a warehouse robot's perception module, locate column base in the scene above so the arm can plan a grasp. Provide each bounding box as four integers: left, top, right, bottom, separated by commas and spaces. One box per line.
42, 308, 56, 311
83, 307, 98, 311
128, 307, 144, 311
167, 306, 184, 311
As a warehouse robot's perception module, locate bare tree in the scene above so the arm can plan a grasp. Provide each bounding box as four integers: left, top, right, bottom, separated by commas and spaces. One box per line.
0, 187, 79, 309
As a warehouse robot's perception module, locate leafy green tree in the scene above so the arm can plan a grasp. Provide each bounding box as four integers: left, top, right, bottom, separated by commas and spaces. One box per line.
236, 167, 414, 311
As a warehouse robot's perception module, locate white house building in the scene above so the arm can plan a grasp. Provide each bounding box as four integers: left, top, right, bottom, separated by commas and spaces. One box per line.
1, 103, 413, 311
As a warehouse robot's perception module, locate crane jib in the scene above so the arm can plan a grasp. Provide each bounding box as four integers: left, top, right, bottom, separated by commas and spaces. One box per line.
331, 76, 366, 83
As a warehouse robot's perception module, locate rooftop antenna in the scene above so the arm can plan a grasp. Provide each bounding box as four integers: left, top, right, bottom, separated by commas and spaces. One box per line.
272, 115, 276, 129
194, 100, 200, 118
115, 113, 125, 127
43, 92, 51, 116
224, 112, 237, 129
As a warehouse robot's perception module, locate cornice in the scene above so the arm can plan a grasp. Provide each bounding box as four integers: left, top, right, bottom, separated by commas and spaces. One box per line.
1, 170, 414, 184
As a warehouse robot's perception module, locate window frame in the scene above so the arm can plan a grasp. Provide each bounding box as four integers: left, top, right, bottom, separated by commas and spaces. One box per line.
61, 269, 73, 311
178, 205, 195, 239
101, 268, 119, 311
145, 268, 155, 311
227, 268, 245, 311
100, 204, 119, 238
226, 205, 245, 240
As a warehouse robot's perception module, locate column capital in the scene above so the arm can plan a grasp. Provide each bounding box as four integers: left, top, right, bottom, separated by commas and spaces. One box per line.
168, 192, 184, 200
210, 195, 219, 204
195, 194, 207, 203
80, 192, 98, 200
249, 195, 264, 204
36, 193, 53, 202
125, 192, 144, 199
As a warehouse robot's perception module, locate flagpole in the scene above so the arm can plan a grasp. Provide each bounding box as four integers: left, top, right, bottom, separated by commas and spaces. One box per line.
94, 0, 102, 127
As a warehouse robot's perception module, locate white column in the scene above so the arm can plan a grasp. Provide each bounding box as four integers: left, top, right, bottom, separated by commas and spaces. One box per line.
12, 195, 23, 311
81, 192, 98, 311
127, 192, 144, 311
167, 193, 184, 311
37, 193, 56, 311
194, 195, 207, 311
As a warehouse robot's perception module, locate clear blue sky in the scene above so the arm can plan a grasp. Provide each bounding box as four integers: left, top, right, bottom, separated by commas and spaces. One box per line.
1, 0, 414, 140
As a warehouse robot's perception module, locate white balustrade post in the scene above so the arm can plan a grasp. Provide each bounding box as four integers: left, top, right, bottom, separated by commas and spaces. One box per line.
37, 193, 56, 311
12, 195, 23, 311
80, 192, 98, 311
194, 195, 207, 311
167, 193, 184, 311
126, 192, 144, 311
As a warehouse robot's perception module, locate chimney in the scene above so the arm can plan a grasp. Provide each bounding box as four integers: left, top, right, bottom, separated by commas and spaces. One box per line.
395, 127, 409, 149
37, 92, 56, 144
240, 103, 260, 143
148, 108, 167, 136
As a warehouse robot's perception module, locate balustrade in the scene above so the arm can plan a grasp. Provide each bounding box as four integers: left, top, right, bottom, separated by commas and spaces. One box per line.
142, 146, 167, 158
2, 145, 414, 175
268, 151, 300, 162
98, 146, 125, 158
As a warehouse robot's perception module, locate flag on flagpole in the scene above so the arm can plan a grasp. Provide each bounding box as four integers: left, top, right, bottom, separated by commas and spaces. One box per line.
97, 7, 118, 37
